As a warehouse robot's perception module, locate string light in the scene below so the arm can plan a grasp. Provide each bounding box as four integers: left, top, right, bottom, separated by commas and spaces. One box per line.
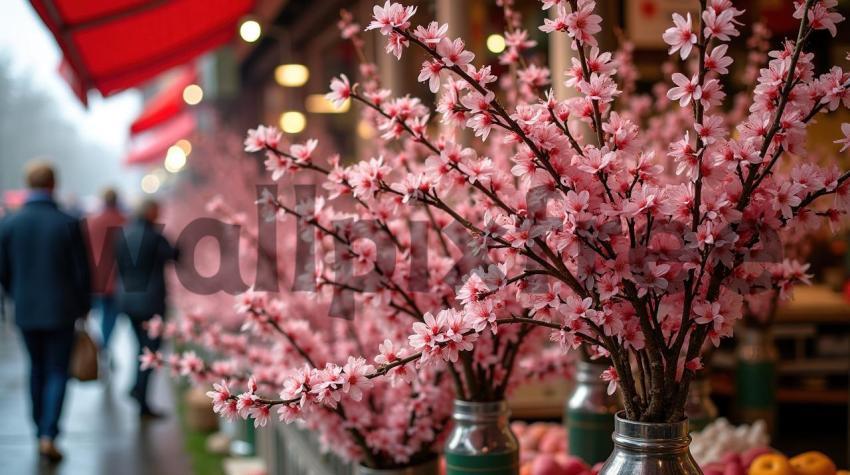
275, 64, 310, 87
486, 34, 506, 54
164, 145, 187, 173
175, 139, 192, 156
183, 84, 203, 105
239, 20, 261, 43
279, 111, 306, 134
141, 174, 161, 194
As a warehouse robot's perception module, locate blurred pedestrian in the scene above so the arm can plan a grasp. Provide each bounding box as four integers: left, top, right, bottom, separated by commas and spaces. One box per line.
115, 199, 178, 418
84, 188, 126, 355
0, 162, 91, 462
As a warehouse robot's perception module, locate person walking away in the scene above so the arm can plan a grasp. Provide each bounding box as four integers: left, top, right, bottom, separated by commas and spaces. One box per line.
0, 162, 91, 462
115, 199, 178, 418
84, 188, 126, 357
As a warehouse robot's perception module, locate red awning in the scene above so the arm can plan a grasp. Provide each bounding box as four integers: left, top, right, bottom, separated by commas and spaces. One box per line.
130, 66, 197, 135
30, 0, 254, 104
125, 112, 196, 165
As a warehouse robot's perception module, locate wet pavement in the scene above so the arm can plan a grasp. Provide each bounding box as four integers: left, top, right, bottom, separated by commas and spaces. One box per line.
0, 315, 192, 475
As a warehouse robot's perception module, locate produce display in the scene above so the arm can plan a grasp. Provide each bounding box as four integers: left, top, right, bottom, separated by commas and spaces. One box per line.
513, 422, 599, 475
513, 420, 846, 475
691, 418, 770, 466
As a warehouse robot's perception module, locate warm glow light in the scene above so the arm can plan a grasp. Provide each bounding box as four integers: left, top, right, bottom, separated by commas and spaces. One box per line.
175, 139, 192, 156
357, 120, 375, 140
486, 34, 506, 54
279, 111, 306, 134
275, 64, 310, 87
141, 174, 161, 194
164, 146, 187, 173
183, 84, 203, 105
305, 94, 349, 114
239, 20, 262, 43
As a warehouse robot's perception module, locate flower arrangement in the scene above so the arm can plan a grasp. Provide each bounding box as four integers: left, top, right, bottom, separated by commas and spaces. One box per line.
187, 0, 850, 454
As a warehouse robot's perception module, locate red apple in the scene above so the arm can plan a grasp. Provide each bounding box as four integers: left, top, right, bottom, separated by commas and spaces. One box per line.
540, 427, 567, 454
555, 455, 590, 475
532, 454, 565, 475
724, 463, 746, 475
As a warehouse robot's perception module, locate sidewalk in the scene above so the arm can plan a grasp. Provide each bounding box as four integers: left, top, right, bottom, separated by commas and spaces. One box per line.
0, 317, 192, 475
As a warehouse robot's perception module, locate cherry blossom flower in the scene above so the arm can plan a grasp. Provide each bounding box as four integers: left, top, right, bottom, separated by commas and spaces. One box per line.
835, 123, 850, 152
366, 1, 417, 35
601, 366, 619, 395
662, 13, 697, 60
436, 37, 474, 68
795, 0, 844, 37
704, 45, 733, 75
327, 75, 352, 108
565, 0, 603, 47
290, 139, 318, 164
418, 60, 443, 93
702, 7, 741, 41
667, 73, 701, 107
413, 21, 447, 46
578, 72, 620, 104
244, 125, 282, 152
140, 348, 163, 371
341, 357, 375, 401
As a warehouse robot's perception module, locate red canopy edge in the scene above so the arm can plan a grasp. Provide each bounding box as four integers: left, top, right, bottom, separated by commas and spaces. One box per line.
30, 0, 254, 103
125, 112, 196, 166
130, 66, 198, 136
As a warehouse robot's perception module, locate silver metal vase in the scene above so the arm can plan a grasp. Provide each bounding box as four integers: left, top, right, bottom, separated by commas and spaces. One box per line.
564, 360, 620, 465
598, 412, 702, 475
356, 457, 439, 475
444, 400, 519, 475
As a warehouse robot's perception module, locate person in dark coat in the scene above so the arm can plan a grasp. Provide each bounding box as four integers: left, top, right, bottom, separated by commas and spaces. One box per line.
115, 199, 178, 417
0, 162, 91, 462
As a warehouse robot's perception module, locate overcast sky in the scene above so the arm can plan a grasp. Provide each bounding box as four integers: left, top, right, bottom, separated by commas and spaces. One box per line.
0, 0, 144, 210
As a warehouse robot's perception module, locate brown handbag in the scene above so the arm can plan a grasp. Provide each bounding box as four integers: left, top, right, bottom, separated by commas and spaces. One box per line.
70, 322, 99, 381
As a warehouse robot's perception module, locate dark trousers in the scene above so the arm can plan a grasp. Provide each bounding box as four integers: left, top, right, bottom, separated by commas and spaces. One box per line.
20, 328, 75, 439
129, 317, 162, 411
95, 296, 119, 348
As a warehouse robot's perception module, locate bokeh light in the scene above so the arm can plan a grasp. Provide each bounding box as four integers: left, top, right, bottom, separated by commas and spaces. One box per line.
279, 111, 306, 134
183, 84, 203, 105
239, 20, 261, 43
275, 64, 309, 87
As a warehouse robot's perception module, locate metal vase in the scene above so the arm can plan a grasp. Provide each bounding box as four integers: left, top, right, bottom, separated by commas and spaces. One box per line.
356, 457, 439, 475
564, 361, 620, 465
685, 376, 718, 432
735, 327, 778, 432
599, 412, 702, 475
444, 400, 519, 475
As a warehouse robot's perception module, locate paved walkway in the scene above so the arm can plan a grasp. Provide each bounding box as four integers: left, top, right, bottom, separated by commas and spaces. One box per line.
0, 316, 192, 475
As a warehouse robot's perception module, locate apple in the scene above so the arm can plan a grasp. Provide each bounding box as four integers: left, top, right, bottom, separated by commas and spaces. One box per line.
555, 454, 589, 475
539, 427, 567, 454
532, 454, 565, 475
